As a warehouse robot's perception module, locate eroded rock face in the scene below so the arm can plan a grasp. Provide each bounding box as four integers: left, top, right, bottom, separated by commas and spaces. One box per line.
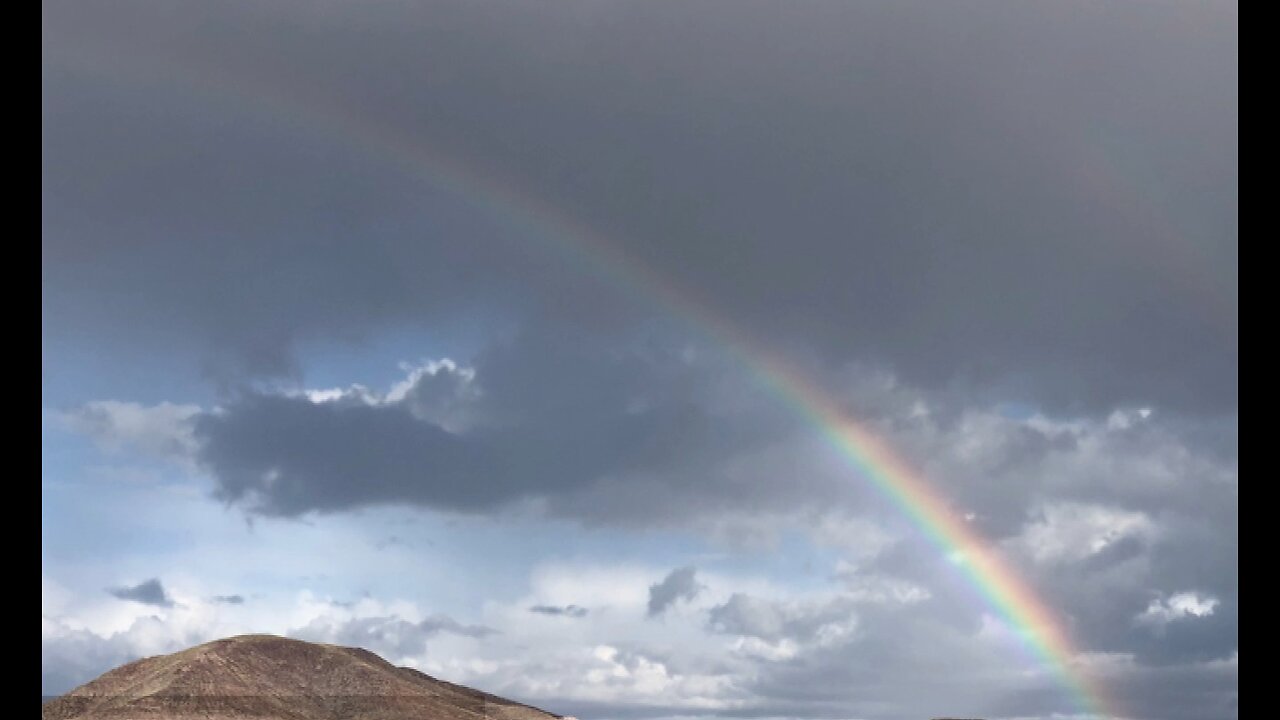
42, 634, 560, 720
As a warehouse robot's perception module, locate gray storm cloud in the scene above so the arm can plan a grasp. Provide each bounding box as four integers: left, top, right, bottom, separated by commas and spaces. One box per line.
647, 566, 702, 617
529, 604, 589, 618
194, 334, 765, 517
43, 0, 1235, 414
107, 578, 174, 608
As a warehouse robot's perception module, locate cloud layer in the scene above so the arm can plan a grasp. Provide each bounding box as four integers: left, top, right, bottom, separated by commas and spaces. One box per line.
44, 0, 1236, 414
43, 1, 1236, 718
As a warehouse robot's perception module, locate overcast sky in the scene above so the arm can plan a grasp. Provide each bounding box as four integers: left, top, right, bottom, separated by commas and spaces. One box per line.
42, 2, 1236, 718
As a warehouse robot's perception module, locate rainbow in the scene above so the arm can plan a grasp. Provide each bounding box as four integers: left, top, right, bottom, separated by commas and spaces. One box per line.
469, 181, 1114, 720
50, 42, 1115, 717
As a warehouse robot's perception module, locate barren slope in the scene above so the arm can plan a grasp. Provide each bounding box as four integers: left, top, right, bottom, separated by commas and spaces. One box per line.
42, 634, 561, 720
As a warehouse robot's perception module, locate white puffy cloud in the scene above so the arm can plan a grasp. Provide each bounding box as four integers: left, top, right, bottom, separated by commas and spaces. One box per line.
1015, 502, 1157, 565
1138, 592, 1220, 627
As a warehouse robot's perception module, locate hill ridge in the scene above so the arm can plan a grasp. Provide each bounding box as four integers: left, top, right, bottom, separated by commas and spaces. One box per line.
42, 634, 562, 720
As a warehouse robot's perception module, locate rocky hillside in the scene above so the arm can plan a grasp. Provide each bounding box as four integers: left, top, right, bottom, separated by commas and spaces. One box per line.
42, 634, 562, 720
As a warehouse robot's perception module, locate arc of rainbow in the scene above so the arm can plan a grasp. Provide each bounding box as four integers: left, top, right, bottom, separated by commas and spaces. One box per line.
485, 190, 1111, 719
48, 42, 1113, 717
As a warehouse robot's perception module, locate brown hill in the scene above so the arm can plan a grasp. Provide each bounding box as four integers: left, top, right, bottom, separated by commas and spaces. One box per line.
42, 634, 563, 720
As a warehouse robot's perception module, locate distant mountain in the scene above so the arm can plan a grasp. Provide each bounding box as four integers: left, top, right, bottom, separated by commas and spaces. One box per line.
42, 634, 563, 720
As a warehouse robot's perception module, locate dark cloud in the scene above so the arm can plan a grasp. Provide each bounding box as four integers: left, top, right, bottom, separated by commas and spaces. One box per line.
43, 0, 1236, 414
212, 594, 245, 605
194, 332, 773, 518
107, 578, 173, 607
529, 604, 589, 618
647, 566, 702, 617
197, 393, 499, 515
1036, 515, 1239, 669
